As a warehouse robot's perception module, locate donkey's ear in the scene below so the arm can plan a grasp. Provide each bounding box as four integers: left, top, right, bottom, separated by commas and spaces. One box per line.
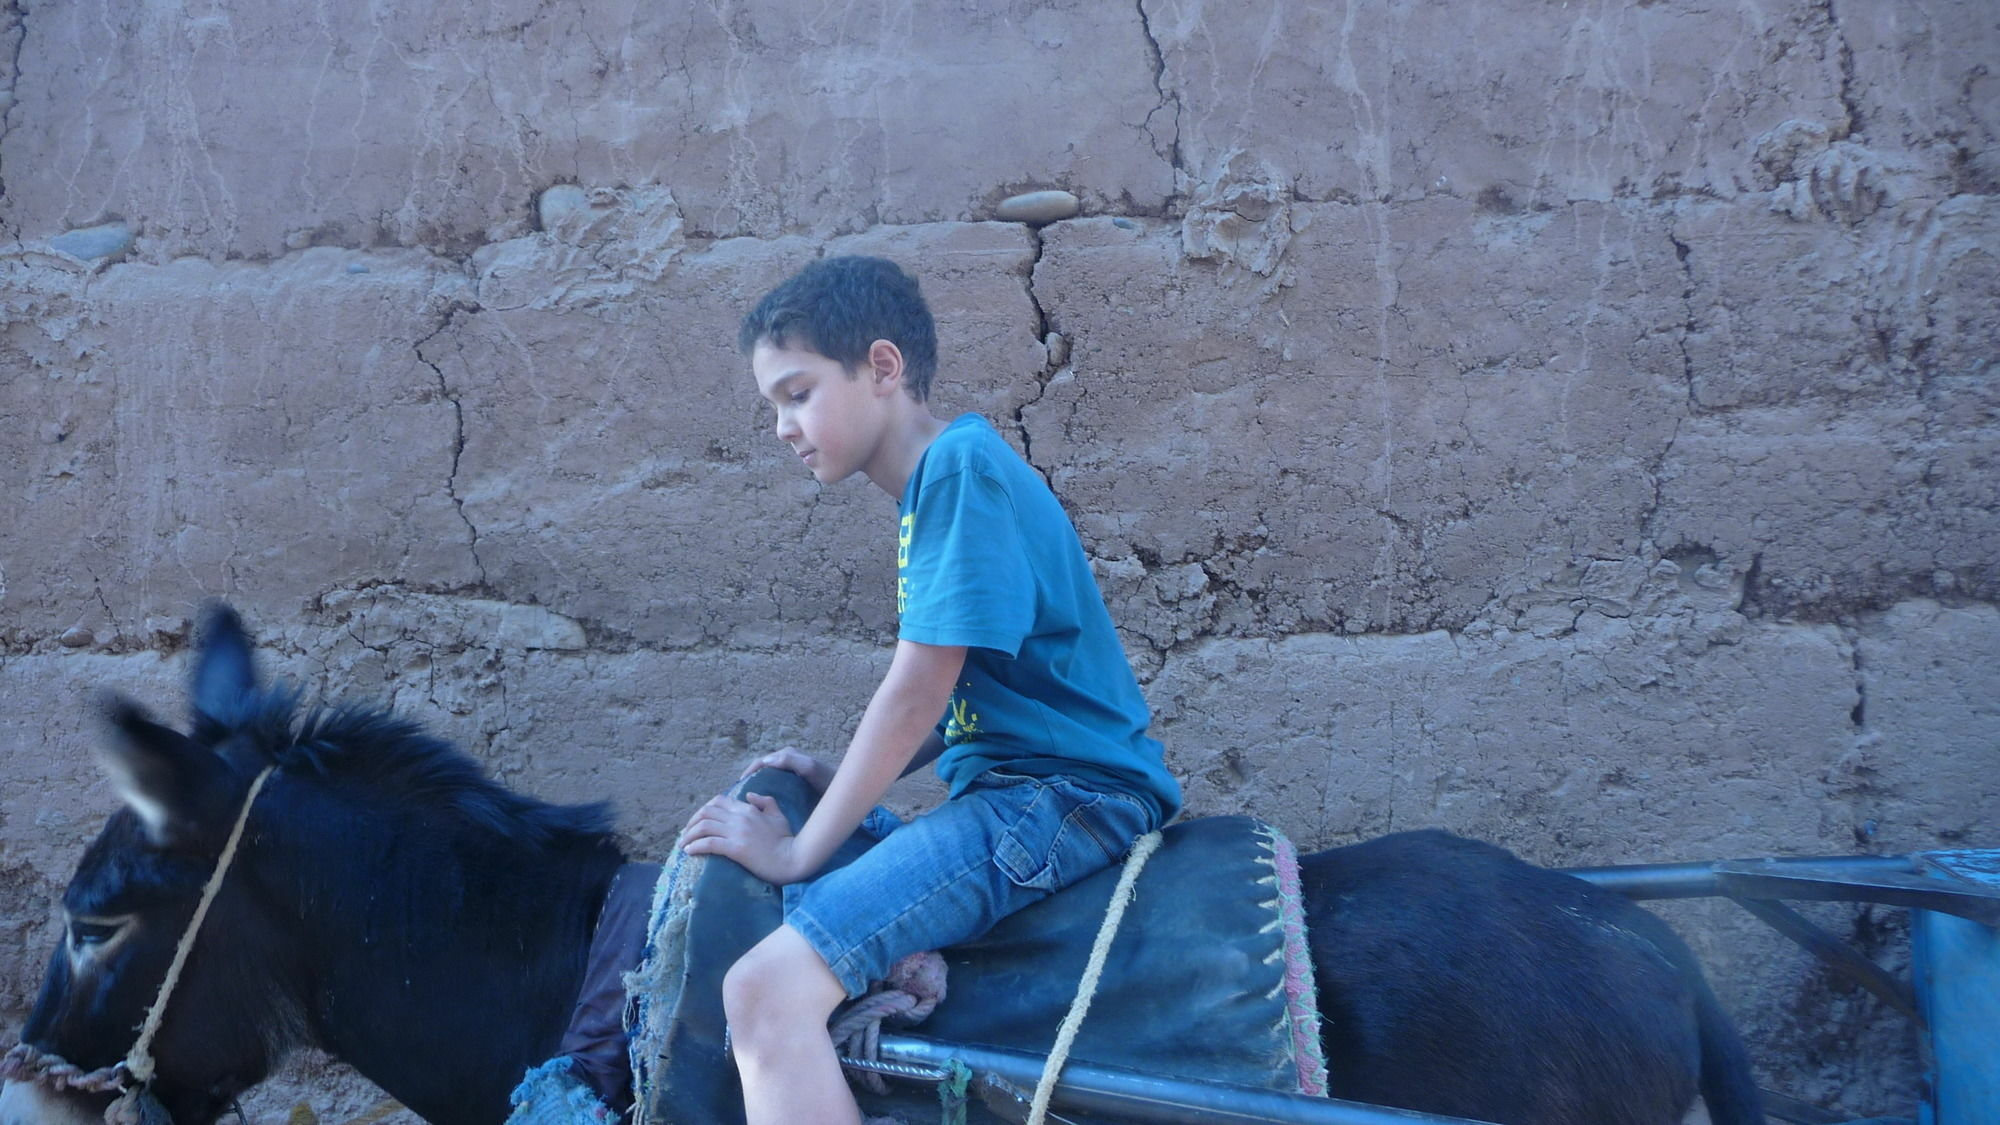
96, 696, 227, 847
191, 602, 258, 730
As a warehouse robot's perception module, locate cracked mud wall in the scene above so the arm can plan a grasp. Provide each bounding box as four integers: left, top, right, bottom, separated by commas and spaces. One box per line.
2, 0, 1995, 1117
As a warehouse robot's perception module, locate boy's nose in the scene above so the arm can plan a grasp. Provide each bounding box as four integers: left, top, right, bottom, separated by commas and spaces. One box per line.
774, 415, 800, 442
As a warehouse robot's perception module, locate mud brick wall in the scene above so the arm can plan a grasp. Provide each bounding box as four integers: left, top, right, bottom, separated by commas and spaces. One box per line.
3, 1, 1995, 1117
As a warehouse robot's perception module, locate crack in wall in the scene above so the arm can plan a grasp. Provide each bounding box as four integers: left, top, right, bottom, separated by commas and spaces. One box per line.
1641, 222, 1700, 550
0, 0, 26, 243
412, 301, 489, 587
1014, 224, 1057, 487
1823, 0, 1863, 140
1844, 624, 1868, 729
1133, 0, 1184, 199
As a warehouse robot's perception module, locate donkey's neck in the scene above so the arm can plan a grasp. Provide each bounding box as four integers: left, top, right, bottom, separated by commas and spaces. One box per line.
258, 796, 624, 1125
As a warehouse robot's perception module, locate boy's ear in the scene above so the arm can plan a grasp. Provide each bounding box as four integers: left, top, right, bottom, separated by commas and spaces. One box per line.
866, 339, 905, 392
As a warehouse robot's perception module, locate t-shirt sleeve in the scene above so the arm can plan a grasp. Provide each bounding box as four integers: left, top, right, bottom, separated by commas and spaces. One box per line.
897, 467, 1035, 657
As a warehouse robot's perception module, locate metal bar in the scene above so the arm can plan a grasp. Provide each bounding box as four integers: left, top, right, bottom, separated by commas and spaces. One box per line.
1714, 861, 2000, 926
1732, 897, 1927, 1031
876, 1034, 1505, 1125
838, 1054, 954, 1084
1560, 854, 1917, 900
975, 1073, 1085, 1125
1562, 852, 2000, 925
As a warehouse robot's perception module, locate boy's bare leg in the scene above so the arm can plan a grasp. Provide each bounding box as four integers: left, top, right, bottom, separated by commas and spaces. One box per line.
723, 924, 859, 1125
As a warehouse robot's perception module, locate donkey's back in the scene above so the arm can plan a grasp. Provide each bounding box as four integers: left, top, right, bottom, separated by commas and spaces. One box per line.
1301, 829, 1761, 1125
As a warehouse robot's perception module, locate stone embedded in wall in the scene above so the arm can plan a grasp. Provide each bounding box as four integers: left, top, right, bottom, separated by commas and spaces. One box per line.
49, 221, 135, 264
993, 190, 1081, 225
536, 184, 592, 233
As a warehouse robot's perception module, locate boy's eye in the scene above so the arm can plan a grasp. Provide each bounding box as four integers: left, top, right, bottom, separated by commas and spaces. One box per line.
789, 390, 810, 404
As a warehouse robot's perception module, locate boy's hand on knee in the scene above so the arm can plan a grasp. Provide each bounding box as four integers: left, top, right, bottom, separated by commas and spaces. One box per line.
740, 746, 835, 794
678, 791, 812, 884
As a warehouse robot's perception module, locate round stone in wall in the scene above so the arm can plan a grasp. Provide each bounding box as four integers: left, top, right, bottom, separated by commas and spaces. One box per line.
994, 190, 1080, 225
49, 222, 133, 262
538, 184, 591, 231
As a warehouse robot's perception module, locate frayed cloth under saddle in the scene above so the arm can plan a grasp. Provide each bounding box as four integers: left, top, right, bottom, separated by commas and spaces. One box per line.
508, 770, 1326, 1125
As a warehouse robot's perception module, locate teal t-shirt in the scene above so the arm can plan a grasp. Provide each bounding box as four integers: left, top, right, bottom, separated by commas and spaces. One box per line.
897, 414, 1181, 824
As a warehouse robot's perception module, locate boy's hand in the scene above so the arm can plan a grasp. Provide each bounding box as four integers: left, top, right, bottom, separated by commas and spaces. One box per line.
677, 791, 812, 884
740, 747, 835, 794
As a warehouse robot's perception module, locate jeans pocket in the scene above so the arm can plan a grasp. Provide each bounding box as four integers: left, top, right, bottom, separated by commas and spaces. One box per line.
991, 777, 1145, 893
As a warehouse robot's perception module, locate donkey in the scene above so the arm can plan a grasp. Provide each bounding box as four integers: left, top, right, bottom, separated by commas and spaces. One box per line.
2, 606, 1763, 1125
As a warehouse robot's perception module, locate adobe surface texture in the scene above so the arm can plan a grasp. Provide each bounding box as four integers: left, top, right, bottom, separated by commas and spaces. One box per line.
2, 1, 1995, 1118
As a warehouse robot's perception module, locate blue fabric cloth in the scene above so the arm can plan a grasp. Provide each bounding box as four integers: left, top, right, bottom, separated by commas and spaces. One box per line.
786, 770, 1153, 997
897, 414, 1181, 823
506, 1056, 617, 1125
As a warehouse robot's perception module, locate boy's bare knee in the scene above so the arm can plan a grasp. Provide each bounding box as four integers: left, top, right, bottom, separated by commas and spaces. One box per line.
723, 926, 845, 1052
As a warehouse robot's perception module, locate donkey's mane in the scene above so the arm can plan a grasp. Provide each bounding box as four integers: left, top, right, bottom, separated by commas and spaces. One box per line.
222, 686, 614, 850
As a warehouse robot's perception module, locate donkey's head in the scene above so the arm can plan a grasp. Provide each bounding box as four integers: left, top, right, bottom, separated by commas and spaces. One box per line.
11, 603, 627, 1125
12, 605, 300, 1124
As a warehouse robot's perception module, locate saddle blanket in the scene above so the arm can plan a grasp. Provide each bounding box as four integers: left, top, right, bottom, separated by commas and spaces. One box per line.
509, 769, 1325, 1125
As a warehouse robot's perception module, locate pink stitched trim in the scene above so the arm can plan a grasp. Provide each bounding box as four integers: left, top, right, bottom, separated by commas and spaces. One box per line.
1268, 832, 1328, 1097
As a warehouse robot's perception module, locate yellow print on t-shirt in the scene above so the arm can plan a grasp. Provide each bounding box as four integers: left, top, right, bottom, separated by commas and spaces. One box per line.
943, 683, 982, 746
896, 514, 914, 614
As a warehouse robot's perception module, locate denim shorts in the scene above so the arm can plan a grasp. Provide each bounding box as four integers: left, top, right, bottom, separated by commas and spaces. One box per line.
784, 771, 1155, 998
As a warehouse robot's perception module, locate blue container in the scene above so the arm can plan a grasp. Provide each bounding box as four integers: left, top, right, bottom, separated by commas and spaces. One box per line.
1914, 850, 2000, 1125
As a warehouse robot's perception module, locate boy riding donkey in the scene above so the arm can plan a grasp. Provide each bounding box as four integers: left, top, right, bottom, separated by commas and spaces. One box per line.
678, 255, 1182, 1125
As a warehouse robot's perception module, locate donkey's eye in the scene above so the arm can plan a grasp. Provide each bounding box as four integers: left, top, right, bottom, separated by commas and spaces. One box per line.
70, 918, 125, 948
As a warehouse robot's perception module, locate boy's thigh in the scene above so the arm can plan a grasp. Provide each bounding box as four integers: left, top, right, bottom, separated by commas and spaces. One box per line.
786, 772, 1150, 997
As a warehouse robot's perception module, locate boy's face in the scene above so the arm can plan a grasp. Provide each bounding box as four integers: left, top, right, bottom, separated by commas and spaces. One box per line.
751, 338, 896, 485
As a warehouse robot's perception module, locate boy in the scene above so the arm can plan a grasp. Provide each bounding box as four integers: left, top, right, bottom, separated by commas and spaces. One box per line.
678, 255, 1180, 1125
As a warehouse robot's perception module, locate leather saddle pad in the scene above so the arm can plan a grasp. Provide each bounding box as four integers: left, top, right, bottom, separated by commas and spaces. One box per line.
626, 770, 1324, 1125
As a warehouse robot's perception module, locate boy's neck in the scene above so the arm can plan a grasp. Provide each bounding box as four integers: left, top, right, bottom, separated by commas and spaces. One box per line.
865, 408, 950, 498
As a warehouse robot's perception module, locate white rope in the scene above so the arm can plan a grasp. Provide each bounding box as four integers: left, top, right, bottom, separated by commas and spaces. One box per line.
1024, 829, 1162, 1125
123, 766, 276, 1086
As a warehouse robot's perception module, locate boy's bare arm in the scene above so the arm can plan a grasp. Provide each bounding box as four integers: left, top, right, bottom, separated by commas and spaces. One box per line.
741, 729, 944, 788
680, 639, 965, 884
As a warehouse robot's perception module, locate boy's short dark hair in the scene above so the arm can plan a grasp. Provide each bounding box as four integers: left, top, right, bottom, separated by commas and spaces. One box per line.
738, 256, 939, 401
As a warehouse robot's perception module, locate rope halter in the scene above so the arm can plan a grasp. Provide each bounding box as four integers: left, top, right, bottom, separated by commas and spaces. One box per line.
1, 766, 276, 1125
123, 766, 277, 1087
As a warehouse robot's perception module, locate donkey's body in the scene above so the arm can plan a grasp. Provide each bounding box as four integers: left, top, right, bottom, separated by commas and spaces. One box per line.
3, 607, 1761, 1125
